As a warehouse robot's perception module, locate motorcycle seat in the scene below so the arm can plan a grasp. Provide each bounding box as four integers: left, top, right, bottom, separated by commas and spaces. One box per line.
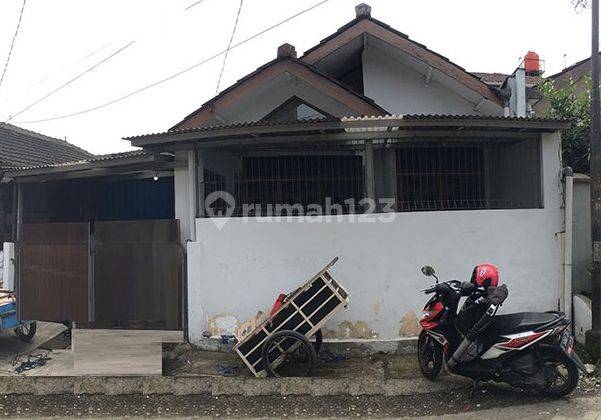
489, 312, 562, 335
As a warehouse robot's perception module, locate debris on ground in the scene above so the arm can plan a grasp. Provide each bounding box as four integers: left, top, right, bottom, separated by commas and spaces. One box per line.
12, 351, 52, 374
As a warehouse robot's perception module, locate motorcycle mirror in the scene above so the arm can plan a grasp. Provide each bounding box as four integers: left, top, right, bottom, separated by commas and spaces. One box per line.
421, 266, 435, 276
421, 265, 439, 283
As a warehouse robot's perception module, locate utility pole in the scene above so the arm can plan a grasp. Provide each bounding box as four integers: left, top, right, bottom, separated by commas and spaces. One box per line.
587, 0, 601, 360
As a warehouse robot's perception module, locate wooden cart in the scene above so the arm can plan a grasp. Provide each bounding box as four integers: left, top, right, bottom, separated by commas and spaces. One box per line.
233, 258, 349, 377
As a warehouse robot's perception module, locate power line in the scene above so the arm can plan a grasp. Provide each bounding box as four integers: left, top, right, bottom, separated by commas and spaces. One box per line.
6, 41, 135, 121
13, 0, 332, 125
0, 0, 27, 94
215, 0, 244, 95
25, 42, 113, 91
185, 0, 208, 11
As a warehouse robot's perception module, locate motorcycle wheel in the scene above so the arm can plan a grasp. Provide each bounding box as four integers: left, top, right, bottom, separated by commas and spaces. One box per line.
538, 347, 579, 398
417, 330, 443, 380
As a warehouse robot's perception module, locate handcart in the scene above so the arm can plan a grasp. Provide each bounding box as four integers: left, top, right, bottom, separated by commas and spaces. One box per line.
0, 290, 36, 342
234, 258, 349, 377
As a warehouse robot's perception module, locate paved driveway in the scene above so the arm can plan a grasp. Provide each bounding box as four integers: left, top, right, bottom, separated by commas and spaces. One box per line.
0, 322, 65, 376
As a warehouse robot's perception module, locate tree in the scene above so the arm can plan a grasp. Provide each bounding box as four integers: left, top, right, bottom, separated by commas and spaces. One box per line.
540, 77, 592, 173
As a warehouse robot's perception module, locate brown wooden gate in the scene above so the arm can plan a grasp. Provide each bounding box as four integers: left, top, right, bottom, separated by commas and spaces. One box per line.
18, 220, 182, 329
19, 223, 90, 322
93, 220, 181, 330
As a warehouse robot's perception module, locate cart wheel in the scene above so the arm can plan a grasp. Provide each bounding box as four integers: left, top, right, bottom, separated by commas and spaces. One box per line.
14, 322, 36, 342
311, 329, 323, 354
262, 330, 316, 377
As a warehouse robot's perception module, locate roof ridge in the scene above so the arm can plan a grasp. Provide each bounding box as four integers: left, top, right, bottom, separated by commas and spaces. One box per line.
170, 56, 386, 131
299, 15, 500, 105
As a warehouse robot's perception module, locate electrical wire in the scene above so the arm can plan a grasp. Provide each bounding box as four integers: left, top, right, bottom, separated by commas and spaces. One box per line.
25, 42, 113, 91
12, 0, 332, 124
185, 0, 208, 11
215, 0, 244, 95
0, 0, 27, 93
6, 41, 135, 121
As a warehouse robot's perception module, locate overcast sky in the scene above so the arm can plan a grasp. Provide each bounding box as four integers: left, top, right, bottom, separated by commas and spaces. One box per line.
0, 0, 593, 154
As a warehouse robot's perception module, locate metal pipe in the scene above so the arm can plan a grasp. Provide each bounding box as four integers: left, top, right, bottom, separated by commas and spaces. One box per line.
564, 167, 574, 324
590, 0, 601, 332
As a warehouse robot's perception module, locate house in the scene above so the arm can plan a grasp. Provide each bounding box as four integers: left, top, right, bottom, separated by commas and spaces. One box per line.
125, 3, 570, 345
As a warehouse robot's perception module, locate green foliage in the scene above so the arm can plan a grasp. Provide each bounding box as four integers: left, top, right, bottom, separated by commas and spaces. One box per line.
540, 76, 592, 173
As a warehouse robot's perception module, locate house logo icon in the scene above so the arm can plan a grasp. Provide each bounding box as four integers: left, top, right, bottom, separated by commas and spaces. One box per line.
204, 191, 236, 229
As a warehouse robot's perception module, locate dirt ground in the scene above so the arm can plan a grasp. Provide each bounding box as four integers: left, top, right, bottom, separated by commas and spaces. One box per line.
163, 343, 419, 379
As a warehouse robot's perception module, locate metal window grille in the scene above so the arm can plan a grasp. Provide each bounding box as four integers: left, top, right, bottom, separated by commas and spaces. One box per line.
200, 138, 542, 217
203, 153, 364, 217
394, 140, 542, 211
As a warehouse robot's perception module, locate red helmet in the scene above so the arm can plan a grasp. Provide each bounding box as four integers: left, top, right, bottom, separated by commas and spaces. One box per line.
471, 263, 499, 288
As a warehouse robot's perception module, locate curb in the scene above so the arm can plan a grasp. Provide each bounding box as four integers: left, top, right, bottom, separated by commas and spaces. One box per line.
0, 375, 470, 396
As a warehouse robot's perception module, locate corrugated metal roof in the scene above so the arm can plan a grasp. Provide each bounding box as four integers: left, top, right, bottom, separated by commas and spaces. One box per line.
126, 114, 570, 141
0, 122, 93, 168
2, 150, 153, 172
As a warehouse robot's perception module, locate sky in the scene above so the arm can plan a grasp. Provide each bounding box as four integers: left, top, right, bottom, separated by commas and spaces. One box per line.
0, 0, 594, 154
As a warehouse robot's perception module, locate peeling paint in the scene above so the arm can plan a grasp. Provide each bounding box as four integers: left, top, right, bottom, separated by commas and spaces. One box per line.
208, 315, 239, 336
399, 311, 421, 337
337, 320, 379, 339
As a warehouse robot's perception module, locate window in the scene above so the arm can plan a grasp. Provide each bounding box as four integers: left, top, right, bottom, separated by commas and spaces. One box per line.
199, 137, 543, 218
394, 140, 542, 211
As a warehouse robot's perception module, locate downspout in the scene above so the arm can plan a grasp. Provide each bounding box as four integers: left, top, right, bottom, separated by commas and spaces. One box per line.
563, 167, 574, 323
494, 86, 512, 117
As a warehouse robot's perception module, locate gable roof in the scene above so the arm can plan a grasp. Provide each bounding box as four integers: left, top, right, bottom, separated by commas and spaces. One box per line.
301, 14, 503, 107
171, 57, 387, 131
0, 123, 93, 169
545, 53, 600, 85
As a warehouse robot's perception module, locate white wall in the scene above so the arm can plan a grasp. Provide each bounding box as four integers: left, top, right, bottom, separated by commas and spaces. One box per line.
362, 45, 501, 116
185, 133, 563, 345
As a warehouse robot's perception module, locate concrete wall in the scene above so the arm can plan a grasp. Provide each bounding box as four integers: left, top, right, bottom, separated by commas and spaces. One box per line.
572, 175, 591, 295
185, 132, 564, 345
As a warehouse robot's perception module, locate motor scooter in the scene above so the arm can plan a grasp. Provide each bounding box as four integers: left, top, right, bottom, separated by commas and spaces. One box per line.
417, 265, 586, 397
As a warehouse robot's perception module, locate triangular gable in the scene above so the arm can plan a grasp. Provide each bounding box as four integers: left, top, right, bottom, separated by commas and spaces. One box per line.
301, 16, 502, 107
171, 59, 386, 131
260, 96, 334, 123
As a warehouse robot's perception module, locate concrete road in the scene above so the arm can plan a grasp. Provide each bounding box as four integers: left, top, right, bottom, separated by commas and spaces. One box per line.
0, 321, 65, 376
0, 385, 599, 418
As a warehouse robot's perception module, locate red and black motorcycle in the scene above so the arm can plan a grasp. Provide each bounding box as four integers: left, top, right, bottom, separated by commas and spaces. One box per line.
417, 265, 586, 397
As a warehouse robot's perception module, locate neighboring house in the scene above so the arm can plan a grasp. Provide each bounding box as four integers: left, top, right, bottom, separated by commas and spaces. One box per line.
126, 3, 569, 345
0, 123, 93, 243
533, 54, 598, 114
